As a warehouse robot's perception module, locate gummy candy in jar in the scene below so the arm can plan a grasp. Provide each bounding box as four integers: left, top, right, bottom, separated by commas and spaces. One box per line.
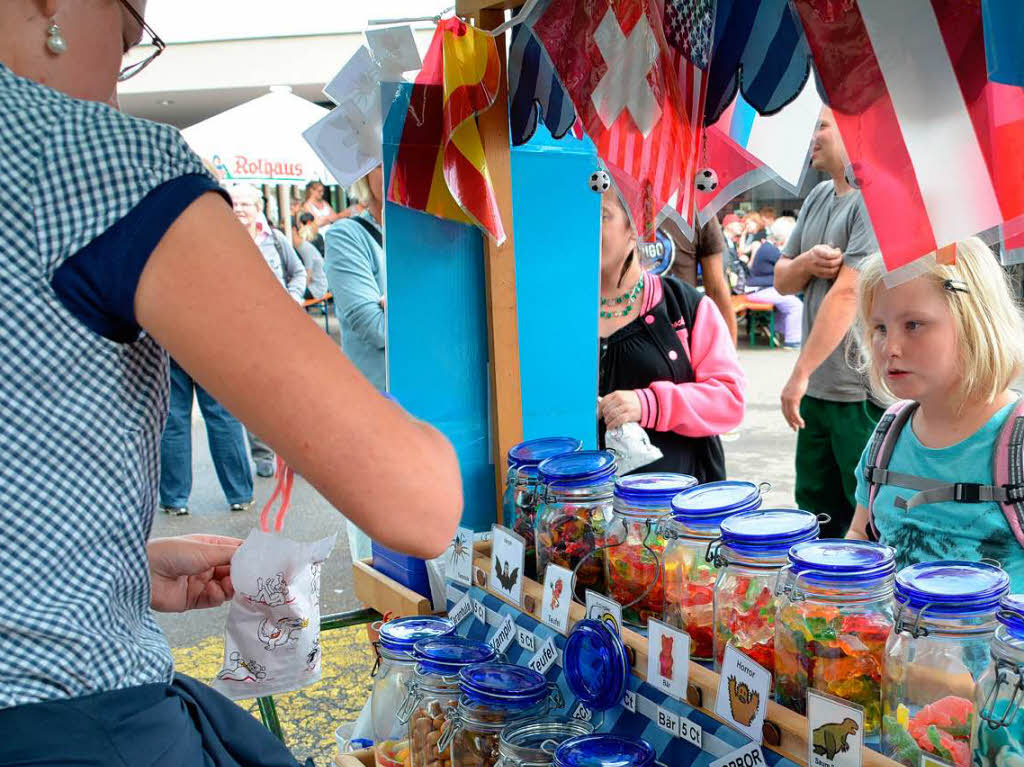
604, 472, 697, 628
773, 540, 896, 742
535, 451, 617, 601
881, 561, 1010, 767
711, 508, 820, 674
372, 616, 457, 767
972, 594, 1024, 767
502, 438, 583, 582
398, 637, 497, 767
661, 480, 764, 661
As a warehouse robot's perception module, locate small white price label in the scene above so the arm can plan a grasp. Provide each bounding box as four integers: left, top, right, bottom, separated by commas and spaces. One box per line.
622, 689, 637, 713
679, 717, 704, 749
488, 615, 517, 653
570, 702, 593, 722
449, 595, 473, 625
528, 637, 558, 675
657, 706, 680, 737
516, 626, 537, 653
472, 599, 487, 625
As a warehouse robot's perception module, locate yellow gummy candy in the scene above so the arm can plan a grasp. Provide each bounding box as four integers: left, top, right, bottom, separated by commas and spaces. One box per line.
896, 704, 909, 729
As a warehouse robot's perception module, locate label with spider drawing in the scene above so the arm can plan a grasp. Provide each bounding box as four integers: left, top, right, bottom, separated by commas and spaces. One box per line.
446, 526, 474, 586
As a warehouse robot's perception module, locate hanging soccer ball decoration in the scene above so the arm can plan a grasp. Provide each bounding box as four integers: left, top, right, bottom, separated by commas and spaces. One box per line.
588, 170, 611, 193
695, 167, 718, 193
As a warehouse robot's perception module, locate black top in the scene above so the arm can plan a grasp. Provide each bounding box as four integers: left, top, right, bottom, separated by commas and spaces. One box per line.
599, 275, 726, 482
747, 241, 782, 288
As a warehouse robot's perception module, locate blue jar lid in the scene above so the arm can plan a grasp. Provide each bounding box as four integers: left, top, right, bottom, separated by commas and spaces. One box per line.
998, 594, 1024, 640
378, 616, 456, 656
720, 509, 820, 556
509, 437, 584, 470
554, 735, 656, 767
413, 636, 497, 676
670, 481, 762, 523
895, 561, 1010, 616
788, 540, 897, 584
539, 451, 617, 488
459, 663, 549, 708
614, 472, 698, 509
563, 619, 630, 712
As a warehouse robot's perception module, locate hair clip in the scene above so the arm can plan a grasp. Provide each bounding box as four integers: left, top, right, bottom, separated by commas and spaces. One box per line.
943, 279, 969, 294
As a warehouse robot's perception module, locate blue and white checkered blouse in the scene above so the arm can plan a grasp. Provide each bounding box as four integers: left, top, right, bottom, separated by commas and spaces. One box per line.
0, 63, 215, 708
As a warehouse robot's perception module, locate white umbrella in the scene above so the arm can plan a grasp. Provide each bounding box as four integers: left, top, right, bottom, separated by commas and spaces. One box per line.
182, 86, 336, 186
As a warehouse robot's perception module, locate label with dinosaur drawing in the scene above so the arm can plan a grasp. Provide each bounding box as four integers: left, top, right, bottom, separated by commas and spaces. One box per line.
488, 524, 526, 608
807, 690, 864, 767
715, 644, 771, 744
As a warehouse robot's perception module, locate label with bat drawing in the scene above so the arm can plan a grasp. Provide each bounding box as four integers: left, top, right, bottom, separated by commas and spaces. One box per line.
488, 524, 526, 608
715, 644, 771, 744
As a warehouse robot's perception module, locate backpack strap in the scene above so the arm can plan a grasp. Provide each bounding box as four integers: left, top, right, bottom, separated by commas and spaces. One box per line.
993, 394, 1024, 549
350, 215, 383, 248
864, 400, 918, 540
658, 274, 701, 359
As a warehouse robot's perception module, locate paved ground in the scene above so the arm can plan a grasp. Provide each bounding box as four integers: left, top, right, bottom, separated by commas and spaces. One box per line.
154, 323, 799, 765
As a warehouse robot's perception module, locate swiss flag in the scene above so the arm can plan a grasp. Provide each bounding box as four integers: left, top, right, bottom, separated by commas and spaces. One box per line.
532, 0, 698, 240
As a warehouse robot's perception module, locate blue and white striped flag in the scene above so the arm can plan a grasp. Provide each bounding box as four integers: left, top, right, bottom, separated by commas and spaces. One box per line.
509, 0, 578, 146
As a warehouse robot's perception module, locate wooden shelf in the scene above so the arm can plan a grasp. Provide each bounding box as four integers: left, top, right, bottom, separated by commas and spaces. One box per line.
352, 558, 434, 617
468, 542, 903, 767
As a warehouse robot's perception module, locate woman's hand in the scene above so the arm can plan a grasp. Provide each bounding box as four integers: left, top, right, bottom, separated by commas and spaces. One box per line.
600, 390, 642, 430
148, 534, 244, 612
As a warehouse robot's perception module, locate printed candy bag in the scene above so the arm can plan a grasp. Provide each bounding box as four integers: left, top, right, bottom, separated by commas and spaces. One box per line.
213, 458, 336, 700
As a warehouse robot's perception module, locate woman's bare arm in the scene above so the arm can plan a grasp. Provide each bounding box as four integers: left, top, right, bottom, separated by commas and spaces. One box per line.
136, 193, 463, 557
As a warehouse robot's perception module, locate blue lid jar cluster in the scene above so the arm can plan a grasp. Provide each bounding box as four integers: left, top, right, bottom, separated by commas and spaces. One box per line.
503, 438, 583, 581
972, 594, 1024, 767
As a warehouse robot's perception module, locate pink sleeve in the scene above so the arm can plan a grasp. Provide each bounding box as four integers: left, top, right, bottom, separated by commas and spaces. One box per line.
633, 297, 746, 437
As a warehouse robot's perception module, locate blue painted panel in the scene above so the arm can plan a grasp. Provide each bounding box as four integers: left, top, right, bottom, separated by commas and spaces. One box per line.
383, 83, 495, 532
511, 125, 600, 447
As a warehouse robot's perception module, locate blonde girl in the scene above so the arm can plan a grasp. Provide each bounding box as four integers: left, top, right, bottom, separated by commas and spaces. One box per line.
847, 238, 1024, 588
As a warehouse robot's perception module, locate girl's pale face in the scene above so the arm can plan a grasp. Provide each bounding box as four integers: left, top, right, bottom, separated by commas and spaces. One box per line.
600, 190, 635, 273
869, 277, 960, 403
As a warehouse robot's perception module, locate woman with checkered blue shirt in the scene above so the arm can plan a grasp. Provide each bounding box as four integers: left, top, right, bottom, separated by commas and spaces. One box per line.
0, 2, 463, 763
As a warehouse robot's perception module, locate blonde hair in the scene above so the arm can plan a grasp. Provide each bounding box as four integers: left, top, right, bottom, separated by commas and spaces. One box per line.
226, 183, 263, 205
349, 174, 373, 207
855, 237, 1024, 407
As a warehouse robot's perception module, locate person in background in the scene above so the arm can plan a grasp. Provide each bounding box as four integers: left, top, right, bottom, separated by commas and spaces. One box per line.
663, 215, 739, 345
774, 108, 881, 537
159, 358, 254, 515
324, 165, 386, 561
598, 189, 746, 480
229, 183, 307, 477
0, 0, 462, 760
301, 180, 339, 231
297, 211, 325, 255
745, 216, 803, 349
737, 211, 767, 264
292, 215, 328, 300
847, 239, 1024, 588
721, 213, 743, 260
758, 206, 777, 234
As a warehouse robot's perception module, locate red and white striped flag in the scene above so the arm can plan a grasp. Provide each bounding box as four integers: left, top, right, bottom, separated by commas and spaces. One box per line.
531, 0, 698, 240
793, 0, 1024, 277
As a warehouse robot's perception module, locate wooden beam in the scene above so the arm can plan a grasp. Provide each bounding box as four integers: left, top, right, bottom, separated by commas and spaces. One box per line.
457, 0, 522, 16
478, 8, 524, 526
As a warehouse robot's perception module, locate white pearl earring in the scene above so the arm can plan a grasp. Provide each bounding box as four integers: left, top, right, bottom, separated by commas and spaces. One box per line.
46, 21, 67, 55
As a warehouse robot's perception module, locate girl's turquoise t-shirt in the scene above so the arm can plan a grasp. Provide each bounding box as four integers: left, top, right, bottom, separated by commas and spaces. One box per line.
854, 400, 1024, 590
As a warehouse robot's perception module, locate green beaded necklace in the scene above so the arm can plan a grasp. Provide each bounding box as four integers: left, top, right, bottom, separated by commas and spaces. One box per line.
599, 276, 643, 319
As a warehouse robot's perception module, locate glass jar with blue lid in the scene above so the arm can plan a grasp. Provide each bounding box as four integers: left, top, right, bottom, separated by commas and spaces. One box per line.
710, 509, 820, 674
496, 718, 594, 767
661, 480, 764, 661
553, 735, 655, 767
773, 540, 897, 739
371, 616, 456, 767
504, 438, 583, 581
603, 472, 697, 627
881, 561, 1010, 767
536, 451, 617, 600
438, 663, 558, 767
973, 594, 1024, 767
398, 637, 498, 767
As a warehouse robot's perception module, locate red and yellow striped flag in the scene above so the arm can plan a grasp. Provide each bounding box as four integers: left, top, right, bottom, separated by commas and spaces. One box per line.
388, 18, 506, 244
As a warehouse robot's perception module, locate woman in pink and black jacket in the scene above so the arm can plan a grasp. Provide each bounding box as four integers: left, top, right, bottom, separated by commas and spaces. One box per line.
598, 189, 746, 481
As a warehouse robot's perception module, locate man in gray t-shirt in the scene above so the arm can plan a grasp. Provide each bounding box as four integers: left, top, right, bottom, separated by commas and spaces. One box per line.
774, 108, 883, 537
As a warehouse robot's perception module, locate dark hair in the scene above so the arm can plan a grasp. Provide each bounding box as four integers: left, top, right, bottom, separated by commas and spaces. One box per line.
609, 194, 637, 288
298, 212, 315, 226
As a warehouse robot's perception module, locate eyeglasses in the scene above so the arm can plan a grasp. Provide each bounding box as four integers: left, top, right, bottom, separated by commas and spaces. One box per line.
117, 0, 165, 82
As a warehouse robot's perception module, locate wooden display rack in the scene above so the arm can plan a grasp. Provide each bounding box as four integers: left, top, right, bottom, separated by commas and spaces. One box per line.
352, 541, 904, 767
